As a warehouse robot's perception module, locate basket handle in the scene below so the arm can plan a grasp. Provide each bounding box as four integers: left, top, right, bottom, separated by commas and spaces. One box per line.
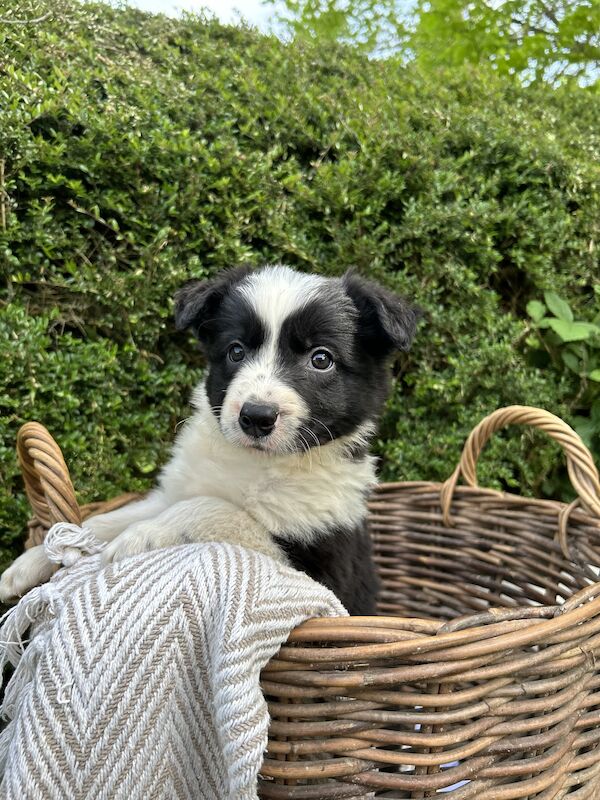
440, 406, 600, 552
17, 422, 82, 529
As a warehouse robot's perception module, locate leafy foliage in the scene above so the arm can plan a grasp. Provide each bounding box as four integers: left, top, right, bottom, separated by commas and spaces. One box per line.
269, 0, 410, 54
1, 0, 600, 569
524, 290, 600, 490
267, 0, 600, 84
413, 0, 600, 83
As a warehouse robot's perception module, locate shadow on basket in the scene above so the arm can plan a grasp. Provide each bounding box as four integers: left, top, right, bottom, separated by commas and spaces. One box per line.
12, 406, 600, 798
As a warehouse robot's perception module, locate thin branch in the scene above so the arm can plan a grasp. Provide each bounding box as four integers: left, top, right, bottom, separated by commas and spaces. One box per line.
66, 200, 121, 236
0, 11, 51, 24
538, 1, 560, 28
510, 17, 553, 37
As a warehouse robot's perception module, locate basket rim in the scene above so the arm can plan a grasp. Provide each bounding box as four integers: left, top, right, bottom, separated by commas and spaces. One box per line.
280, 580, 600, 650
370, 479, 600, 526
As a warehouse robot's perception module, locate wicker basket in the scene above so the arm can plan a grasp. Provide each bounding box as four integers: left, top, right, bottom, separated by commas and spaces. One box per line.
14, 406, 600, 799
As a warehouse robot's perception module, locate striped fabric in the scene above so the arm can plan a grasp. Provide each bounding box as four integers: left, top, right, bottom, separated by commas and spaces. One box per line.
0, 540, 345, 799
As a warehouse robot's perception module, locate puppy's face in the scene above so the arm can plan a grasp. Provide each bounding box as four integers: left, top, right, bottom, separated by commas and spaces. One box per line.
175, 266, 419, 455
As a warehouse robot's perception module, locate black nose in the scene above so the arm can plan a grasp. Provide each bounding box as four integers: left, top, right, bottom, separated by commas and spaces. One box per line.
239, 402, 279, 438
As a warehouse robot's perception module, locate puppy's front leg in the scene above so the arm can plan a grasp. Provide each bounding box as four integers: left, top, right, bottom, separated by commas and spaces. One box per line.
0, 492, 166, 603
0, 545, 57, 603
84, 492, 169, 542
102, 496, 284, 564
0, 492, 169, 602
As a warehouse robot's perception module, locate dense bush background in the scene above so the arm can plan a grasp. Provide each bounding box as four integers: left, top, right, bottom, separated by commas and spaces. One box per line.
1, 0, 599, 569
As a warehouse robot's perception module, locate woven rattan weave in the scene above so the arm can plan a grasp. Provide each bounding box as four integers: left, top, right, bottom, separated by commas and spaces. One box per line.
14, 406, 600, 798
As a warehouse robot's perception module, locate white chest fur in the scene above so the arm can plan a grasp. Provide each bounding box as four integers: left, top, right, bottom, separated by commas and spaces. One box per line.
158, 386, 377, 543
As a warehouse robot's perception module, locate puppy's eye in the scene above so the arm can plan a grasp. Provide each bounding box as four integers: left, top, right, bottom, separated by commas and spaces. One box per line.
228, 343, 245, 363
310, 349, 334, 371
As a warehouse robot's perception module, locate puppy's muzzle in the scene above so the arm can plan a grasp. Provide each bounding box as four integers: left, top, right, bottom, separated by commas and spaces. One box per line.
239, 402, 279, 438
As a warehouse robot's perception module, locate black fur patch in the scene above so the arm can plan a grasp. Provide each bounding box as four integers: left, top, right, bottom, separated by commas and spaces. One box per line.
277, 293, 393, 445
204, 294, 267, 412
274, 273, 420, 447
275, 522, 380, 615
174, 266, 253, 342
175, 268, 266, 412
343, 272, 421, 355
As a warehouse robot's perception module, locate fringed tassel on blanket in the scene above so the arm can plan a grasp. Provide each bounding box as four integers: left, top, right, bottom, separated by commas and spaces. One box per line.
0, 524, 105, 771
44, 522, 106, 566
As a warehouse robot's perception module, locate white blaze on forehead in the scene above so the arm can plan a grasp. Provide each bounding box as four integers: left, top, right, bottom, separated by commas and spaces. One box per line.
237, 265, 328, 341
220, 266, 327, 452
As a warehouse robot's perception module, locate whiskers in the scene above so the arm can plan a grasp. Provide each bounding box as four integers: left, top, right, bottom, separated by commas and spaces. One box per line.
174, 416, 193, 432
298, 424, 326, 470
174, 405, 223, 436
291, 416, 338, 471
309, 417, 334, 444
296, 428, 314, 470
175, 405, 335, 472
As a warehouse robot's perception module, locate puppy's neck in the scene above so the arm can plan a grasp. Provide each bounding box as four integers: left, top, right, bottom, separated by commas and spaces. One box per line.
160, 383, 377, 541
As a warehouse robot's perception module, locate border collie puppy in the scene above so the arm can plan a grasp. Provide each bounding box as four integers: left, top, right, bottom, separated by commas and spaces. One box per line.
0, 266, 418, 614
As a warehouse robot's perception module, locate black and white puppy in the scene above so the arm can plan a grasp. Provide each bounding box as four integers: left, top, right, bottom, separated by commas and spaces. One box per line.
0, 266, 418, 614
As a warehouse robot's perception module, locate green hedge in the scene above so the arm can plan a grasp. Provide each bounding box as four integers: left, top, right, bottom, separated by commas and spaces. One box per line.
1, 0, 599, 568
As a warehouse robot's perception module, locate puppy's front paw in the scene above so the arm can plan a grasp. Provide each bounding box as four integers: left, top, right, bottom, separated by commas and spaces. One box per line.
0, 546, 56, 603
101, 523, 179, 565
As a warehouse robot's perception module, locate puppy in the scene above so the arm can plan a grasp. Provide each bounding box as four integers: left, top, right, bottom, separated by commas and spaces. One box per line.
0, 266, 418, 614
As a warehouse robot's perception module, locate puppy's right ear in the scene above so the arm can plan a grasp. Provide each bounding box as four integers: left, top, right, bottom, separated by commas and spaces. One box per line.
174, 266, 251, 340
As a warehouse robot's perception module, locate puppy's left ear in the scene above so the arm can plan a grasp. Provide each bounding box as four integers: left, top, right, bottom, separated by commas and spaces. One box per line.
343, 272, 421, 354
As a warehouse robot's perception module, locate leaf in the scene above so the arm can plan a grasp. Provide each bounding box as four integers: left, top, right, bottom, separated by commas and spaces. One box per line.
544, 291, 573, 323
548, 319, 598, 342
561, 351, 580, 373
526, 300, 546, 322
588, 369, 600, 382
573, 417, 596, 448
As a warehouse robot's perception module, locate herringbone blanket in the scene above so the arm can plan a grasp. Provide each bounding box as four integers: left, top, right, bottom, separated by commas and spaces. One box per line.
0, 531, 346, 799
